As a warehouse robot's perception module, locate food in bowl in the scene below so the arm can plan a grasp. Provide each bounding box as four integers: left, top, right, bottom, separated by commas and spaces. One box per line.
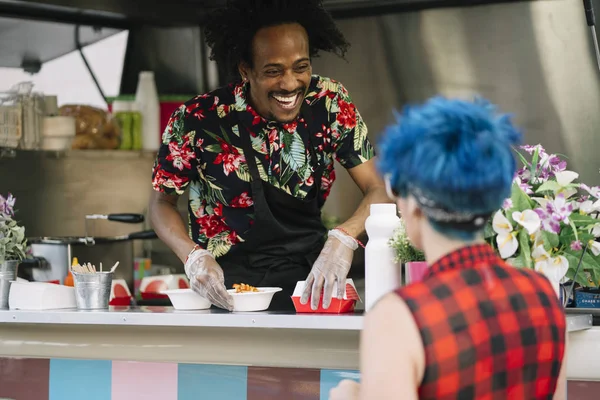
232, 283, 259, 293
226, 287, 282, 312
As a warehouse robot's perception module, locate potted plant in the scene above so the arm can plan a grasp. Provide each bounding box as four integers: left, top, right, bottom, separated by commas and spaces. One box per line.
0, 193, 27, 308
484, 144, 600, 298
389, 220, 427, 284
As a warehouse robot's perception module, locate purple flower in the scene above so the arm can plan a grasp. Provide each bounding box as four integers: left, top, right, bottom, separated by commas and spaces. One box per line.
0, 194, 15, 217
517, 168, 531, 183
502, 198, 513, 210
547, 154, 567, 173
521, 144, 544, 155
535, 207, 562, 234
571, 240, 583, 251
581, 184, 600, 199
515, 177, 533, 194
546, 193, 573, 224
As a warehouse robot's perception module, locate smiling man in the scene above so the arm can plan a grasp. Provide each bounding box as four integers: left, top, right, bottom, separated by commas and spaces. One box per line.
149, 0, 389, 311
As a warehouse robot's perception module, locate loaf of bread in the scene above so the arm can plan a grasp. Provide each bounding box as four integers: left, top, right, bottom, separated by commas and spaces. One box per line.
59, 104, 120, 149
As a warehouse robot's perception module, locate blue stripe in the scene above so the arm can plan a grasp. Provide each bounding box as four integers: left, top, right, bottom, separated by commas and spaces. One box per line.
320, 369, 360, 400
178, 364, 247, 400
49, 359, 111, 400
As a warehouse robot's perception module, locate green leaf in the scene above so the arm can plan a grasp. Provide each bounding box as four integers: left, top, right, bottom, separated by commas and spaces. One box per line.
564, 248, 600, 275
353, 118, 368, 152
518, 229, 533, 268
250, 134, 266, 154
566, 265, 590, 286
207, 233, 232, 258
570, 213, 600, 227
202, 129, 223, 143
204, 144, 222, 153
219, 125, 231, 144
535, 181, 562, 193
281, 132, 306, 172
235, 163, 251, 182
541, 231, 560, 251
530, 147, 539, 178
510, 182, 533, 211
514, 149, 530, 169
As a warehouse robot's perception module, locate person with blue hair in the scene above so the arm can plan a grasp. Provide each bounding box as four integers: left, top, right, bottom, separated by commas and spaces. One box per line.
330, 96, 567, 400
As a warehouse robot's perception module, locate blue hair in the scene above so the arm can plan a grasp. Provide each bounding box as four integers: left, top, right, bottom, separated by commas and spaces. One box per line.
377, 96, 522, 240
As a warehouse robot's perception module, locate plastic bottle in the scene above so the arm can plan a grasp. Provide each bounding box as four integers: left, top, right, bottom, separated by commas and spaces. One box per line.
364, 203, 402, 312
134, 71, 160, 151
113, 99, 133, 150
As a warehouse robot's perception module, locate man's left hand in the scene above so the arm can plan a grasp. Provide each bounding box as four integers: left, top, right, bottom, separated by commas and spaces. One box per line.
301, 229, 357, 310
329, 379, 360, 400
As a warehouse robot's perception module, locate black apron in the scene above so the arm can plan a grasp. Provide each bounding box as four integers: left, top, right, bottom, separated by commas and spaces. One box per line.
217, 104, 327, 311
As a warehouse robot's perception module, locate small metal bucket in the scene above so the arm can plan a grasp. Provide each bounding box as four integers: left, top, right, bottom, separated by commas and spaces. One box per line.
0, 260, 18, 310
73, 271, 113, 310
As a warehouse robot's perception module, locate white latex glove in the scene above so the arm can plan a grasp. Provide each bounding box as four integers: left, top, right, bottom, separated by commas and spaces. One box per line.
184, 247, 233, 311
329, 380, 360, 400
301, 229, 357, 310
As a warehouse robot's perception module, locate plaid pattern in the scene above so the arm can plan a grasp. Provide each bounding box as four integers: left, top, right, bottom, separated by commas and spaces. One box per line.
396, 244, 566, 399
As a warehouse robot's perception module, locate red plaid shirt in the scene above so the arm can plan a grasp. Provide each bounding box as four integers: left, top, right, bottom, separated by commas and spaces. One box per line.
396, 244, 566, 399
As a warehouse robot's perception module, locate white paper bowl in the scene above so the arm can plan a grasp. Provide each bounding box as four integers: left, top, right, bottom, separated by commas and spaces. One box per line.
227, 287, 282, 312
161, 289, 211, 310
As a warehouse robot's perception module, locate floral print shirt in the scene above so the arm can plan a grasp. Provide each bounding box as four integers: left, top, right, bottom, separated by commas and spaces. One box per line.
152, 75, 374, 257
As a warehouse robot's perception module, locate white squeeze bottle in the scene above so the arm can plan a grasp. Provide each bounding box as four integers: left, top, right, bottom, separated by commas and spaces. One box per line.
365, 203, 402, 312
135, 71, 160, 151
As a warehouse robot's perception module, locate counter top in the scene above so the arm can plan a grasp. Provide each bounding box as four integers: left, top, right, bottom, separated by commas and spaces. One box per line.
0, 307, 592, 332
0, 307, 364, 330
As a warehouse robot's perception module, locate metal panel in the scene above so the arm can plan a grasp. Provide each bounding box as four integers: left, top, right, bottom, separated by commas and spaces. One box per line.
0, 17, 120, 69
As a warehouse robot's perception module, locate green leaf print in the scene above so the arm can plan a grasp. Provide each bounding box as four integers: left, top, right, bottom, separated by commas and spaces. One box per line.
231, 124, 240, 137
256, 156, 269, 181
219, 125, 231, 144
203, 129, 225, 143
235, 162, 251, 182
207, 233, 232, 258
281, 132, 306, 172
353, 117, 368, 152
205, 175, 228, 205
251, 133, 266, 154
204, 144, 222, 153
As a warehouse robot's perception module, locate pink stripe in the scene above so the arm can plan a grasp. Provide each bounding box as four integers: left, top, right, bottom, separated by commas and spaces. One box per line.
112, 361, 178, 400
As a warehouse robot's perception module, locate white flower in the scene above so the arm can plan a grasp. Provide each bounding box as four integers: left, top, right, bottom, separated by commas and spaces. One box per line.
579, 199, 600, 214
492, 211, 513, 234
590, 240, 600, 256
545, 255, 569, 282
493, 211, 518, 259
533, 245, 551, 272
554, 170, 579, 199
555, 170, 579, 186
512, 210, 541, 235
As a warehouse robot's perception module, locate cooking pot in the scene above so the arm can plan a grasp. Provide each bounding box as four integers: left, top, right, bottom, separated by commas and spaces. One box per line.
23, 213, 157, 291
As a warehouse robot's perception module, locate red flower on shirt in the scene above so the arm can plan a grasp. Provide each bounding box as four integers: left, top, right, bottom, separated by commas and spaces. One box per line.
197, 214, 228, 238
336, 99, 356, 130
166, 139, 195, 171
152, 168, 189, 191
213, 139, 245, 176
231, 192, 254, 208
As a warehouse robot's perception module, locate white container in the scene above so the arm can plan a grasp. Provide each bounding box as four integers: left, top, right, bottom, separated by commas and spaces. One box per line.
41, 116, 76, 150
161, 289, 211, 310
9, 281, 76, 310
134, 71, 160, 151
227, 287, 282, 312
364, 203, 402, 312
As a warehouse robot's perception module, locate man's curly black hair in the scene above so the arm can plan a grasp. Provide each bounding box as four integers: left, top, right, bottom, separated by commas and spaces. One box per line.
204, 0, 350, 81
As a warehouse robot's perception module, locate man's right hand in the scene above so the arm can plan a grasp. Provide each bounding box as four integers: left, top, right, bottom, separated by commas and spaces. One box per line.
184, 247, 233, 311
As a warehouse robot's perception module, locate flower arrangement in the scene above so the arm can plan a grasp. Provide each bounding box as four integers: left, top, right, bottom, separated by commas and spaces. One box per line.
0, 193, 28, 264
389, 219, 426, 264
484, 144, 600, 292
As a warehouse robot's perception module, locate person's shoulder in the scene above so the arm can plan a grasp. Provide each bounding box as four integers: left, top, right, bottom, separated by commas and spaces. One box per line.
180, 83, 237, 121
310, 74, 351, 97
